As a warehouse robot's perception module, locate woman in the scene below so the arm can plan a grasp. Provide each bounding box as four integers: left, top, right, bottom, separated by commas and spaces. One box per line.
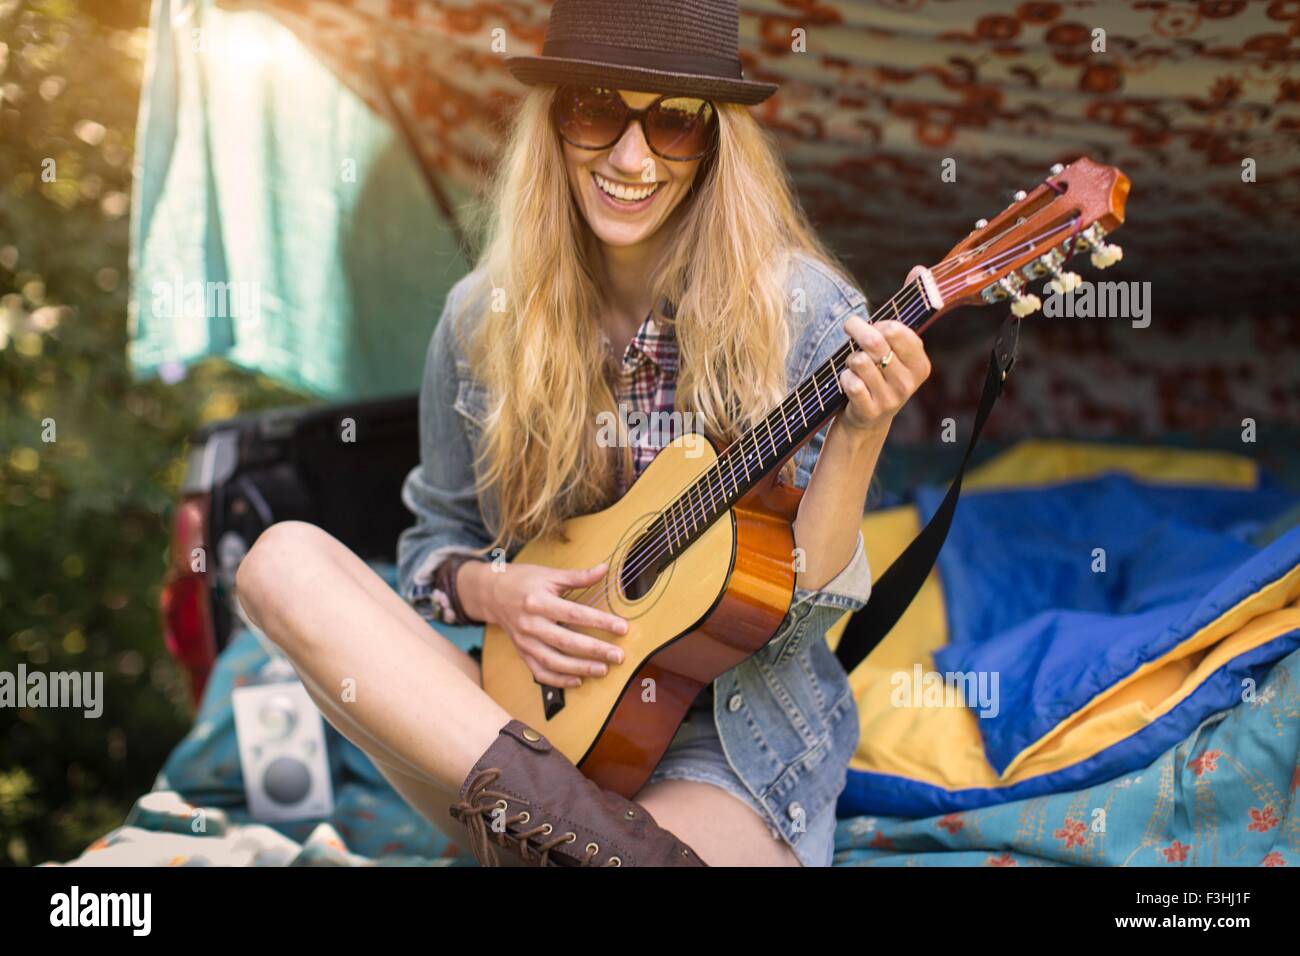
236, 0, 930, 867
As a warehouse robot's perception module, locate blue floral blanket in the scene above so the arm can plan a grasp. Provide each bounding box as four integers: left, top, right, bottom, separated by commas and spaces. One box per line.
49, 620, 1299, 867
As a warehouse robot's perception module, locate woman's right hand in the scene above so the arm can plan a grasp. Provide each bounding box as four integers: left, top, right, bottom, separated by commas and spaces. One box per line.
466, 561, 628, 688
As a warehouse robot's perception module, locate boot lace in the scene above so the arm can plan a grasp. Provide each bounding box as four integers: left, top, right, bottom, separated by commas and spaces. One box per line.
453, 768, 620, 866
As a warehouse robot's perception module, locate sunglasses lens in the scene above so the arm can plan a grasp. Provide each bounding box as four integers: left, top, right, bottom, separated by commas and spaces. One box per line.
647, 97, 716, 159
554, 87, 628, 149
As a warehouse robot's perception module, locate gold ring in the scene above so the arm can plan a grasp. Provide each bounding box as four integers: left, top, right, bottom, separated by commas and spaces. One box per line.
878, 350, 894, 370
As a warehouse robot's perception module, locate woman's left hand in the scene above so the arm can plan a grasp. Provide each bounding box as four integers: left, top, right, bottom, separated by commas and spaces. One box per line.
837, 315, 931, 435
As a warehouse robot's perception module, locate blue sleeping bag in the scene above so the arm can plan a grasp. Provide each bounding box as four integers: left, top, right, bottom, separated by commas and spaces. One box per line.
838, 441, 1300, 818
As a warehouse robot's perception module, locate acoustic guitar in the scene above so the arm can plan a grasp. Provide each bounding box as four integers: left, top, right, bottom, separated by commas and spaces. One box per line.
482, 156, 1131, 797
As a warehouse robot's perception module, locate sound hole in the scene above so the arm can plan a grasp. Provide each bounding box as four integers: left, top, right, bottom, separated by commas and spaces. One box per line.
619, 533, 665, 602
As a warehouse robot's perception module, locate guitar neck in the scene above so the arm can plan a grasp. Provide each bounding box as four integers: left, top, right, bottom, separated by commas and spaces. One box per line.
641, 277, 937, 567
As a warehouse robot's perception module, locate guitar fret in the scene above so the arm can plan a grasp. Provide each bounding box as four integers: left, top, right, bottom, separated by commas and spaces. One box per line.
686, 476, 700, 535
679, 495, 695, 553
699, 472, 710, 530
828, 358, 846, 404
681, 489, 691, 556
817, 368, 832, 415
696, 478, 707, 538
700, 474, 710, 530
812, 367, 828, 414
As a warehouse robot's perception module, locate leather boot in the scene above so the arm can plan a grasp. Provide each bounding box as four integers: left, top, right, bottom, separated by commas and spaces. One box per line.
449, 720, 707, 867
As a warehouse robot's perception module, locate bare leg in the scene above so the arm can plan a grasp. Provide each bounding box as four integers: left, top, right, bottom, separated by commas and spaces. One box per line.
235, 521, 507, 791
238, 525, 474, 813
635, 780, 801, 867
307, 529, 482, 684
291, 666, 469, 843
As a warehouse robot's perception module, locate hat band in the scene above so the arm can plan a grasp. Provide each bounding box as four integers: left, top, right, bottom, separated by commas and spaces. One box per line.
540, 39, 744, 82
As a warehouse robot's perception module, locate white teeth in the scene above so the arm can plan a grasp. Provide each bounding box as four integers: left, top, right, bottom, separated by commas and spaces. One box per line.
593, 172, 660, 203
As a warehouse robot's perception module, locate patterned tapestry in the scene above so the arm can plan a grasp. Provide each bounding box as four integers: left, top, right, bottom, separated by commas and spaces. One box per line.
216, 0, 1300, 437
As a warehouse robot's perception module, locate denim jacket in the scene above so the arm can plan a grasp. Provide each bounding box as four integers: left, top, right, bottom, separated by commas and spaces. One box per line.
396, 250, 873, 854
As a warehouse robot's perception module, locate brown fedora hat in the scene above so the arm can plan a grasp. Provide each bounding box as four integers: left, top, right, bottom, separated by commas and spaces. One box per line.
504, 0, 778, 106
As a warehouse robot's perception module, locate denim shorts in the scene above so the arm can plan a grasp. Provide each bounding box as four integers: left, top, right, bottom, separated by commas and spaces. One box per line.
644, 699, 838, 868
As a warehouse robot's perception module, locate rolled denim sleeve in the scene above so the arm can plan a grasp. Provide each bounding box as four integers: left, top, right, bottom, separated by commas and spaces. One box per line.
762, 533, 872, 667
794, 531, 871, 612
784, 255, 873, 616
396, 280, 495, 620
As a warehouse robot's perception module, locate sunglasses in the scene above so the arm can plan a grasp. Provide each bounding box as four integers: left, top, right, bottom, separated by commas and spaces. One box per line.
551, 86, 719, 163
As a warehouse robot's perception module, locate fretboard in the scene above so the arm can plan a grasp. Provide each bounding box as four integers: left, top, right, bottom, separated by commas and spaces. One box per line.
632, 278, 935, 574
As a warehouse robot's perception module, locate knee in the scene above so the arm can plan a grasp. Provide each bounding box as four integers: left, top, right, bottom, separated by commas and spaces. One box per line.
235, 520, 337, 623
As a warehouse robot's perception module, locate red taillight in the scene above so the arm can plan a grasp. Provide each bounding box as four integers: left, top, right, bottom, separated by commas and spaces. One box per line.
161, 496, 216, 707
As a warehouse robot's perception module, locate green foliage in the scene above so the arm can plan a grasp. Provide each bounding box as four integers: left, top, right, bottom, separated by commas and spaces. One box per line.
0, 0, 306, 865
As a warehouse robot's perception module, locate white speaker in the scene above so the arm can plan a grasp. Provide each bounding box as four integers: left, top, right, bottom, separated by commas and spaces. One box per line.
232, 680, 334, 823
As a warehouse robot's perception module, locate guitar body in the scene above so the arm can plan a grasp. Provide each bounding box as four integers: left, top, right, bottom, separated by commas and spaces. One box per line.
481, 435, 802, 797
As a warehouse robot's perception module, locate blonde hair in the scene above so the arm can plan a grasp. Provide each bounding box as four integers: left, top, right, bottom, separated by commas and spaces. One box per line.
460, 87, 852, 550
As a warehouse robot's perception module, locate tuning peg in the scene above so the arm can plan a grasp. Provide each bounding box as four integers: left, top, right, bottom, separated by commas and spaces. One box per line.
981, 273, 1024, 306
1049, 163, 1065, 176
1045, 271, 1083, 295
1012, 190, 1027, 202
1089, 242, 1124, 269
974, 218, 988, 229
1075, 223, 1120, 268
1010, 292, 1042, 317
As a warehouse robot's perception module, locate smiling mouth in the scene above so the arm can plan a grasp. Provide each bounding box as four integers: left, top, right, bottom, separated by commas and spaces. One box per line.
592, 171, 662, 204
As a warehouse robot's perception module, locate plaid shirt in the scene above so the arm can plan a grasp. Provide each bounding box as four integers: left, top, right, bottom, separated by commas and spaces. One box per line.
605, 306, 679, 499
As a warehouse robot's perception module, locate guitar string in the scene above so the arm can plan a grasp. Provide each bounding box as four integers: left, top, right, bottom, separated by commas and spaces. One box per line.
565, 216, 1083, 613
565, 215, 1082, 614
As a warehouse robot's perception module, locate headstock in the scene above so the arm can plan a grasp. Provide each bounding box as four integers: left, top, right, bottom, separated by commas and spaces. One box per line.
917, 157, 1130, 328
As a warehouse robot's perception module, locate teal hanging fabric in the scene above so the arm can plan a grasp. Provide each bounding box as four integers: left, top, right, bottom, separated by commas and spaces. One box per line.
128, 0, 469, 399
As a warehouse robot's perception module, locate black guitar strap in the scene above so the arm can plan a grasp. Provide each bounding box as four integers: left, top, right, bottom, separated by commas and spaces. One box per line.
834, 315, 1021, 674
